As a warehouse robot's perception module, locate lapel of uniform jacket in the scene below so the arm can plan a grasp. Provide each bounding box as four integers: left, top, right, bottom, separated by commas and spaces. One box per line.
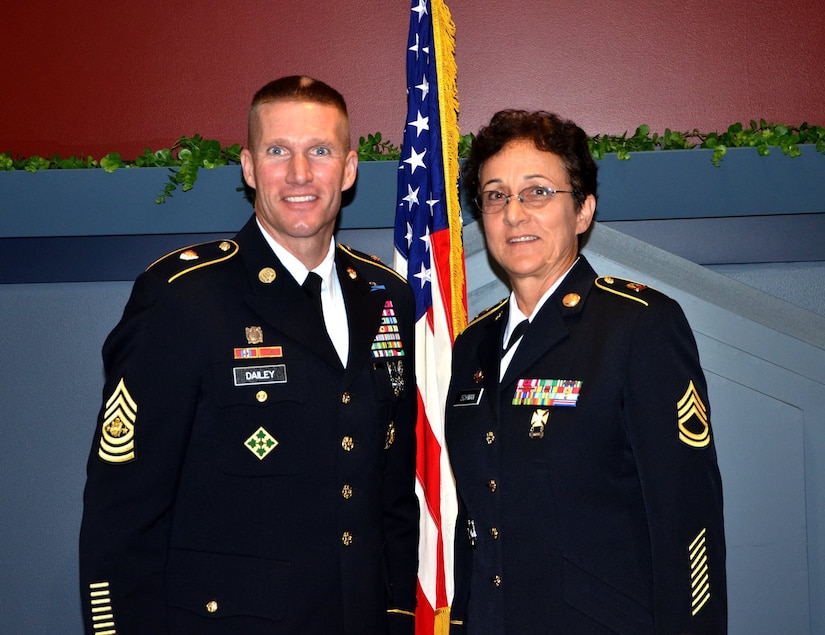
499, 257, 595, 390
476, 299, 509, 416
237, 217, 342, 369
335, 246, 387, 382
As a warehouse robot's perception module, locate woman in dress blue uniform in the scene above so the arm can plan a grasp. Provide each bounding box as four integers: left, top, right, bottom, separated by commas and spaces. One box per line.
446, 110, 726, 634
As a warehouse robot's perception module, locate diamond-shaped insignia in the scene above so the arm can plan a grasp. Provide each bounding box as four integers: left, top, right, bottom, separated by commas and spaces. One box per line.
245, 426, 278, 460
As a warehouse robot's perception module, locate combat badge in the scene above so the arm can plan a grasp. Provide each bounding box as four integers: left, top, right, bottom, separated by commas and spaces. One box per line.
245, 426, 278, 460
98, 378, 136, 463
677, 380, 710, 448
387, 359, 405, 397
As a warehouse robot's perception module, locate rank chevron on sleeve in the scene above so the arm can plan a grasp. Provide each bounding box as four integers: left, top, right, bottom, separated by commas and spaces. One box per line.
98, 378, 137, 463
677, 380, 710, 448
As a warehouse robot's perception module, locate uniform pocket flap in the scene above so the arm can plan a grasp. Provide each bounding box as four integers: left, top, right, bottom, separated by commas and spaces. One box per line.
166, 549, 291, 621
562, 557, 653, 633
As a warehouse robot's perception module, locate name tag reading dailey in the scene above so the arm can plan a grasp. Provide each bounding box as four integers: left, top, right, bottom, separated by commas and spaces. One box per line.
233, 364, 287, 386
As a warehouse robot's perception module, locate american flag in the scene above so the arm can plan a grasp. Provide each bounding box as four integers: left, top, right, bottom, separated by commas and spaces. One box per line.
393, 1, 467, 633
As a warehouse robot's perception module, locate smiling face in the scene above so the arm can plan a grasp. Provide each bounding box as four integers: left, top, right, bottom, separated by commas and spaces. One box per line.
240, 99, 358, 267
479, 139, 595, 293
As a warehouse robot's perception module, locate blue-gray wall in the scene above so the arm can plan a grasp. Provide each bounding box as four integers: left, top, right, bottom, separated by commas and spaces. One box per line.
2, 151, 824, 633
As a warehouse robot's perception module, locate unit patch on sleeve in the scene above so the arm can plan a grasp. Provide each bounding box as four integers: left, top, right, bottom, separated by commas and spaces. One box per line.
677, 380, 710, 448
98, 378, 137, 464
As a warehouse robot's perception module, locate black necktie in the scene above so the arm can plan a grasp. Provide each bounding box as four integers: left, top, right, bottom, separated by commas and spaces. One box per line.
301, 272, 324, 316
503, 319, 528, 354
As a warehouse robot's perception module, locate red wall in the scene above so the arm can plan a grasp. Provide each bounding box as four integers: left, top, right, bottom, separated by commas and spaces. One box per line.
3, 0, 824, 159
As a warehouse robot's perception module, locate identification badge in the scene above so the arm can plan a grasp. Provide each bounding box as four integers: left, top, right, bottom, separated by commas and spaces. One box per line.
453, 388, 484, 407
233, 364, 287, 386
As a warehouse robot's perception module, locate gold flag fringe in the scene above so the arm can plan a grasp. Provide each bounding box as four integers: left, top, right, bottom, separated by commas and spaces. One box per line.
431, 0, 467, 341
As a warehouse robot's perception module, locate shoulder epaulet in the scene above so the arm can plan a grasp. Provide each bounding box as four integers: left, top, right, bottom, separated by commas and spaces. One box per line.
338, 243, 407, 283
146, 239, 239, 283
594, 275, 660, 307
464, 297, 509, 330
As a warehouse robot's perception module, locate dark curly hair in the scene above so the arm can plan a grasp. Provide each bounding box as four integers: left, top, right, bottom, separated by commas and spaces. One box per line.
462, 109, 598, 213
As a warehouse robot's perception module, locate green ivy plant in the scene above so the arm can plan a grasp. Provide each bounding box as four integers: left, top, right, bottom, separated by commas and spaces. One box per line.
2, 122, 823, 203
0, 135, 241, 204
588, 120, 825, 166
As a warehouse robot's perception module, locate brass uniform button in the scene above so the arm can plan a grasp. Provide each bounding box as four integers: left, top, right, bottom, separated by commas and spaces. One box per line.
256, 390, 268, 403
490, 527, 499, 540
206, 600, 218, 613
487, 479, 497, 492
342, 436, 354, 451
218, 241, 231, 252
562, 292, 581, 307
342, 484, 353, 500
485, 431, 495, 445
341, 391, 352, 405
492, 575, 502, 587
342, 531, 353, 546
258, 267, 277, 284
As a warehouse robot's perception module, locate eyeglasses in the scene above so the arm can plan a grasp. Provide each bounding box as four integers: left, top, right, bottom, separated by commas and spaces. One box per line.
475, 185, 575, 214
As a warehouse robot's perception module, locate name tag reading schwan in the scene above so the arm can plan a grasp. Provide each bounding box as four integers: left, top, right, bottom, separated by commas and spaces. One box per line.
453, 388, 484, 407
234, 364, 287, 386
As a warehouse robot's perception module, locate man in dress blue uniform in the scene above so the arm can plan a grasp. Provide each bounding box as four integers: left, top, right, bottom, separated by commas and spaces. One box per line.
79, 76, 419, 634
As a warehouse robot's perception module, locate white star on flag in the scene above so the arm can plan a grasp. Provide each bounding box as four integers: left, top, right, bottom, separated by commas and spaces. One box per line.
404, 146, 427, 174
408, 110, 429, 137
413, 262, 432, 287
416, 74, 429, 101
403, 184, 420, 210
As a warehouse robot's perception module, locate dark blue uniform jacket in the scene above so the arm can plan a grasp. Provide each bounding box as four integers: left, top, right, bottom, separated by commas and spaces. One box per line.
80, 216, 419, 634
446, 256, 726, 634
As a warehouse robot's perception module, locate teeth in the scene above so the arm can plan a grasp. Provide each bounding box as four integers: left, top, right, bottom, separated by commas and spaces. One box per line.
508, 236, 537, 243
285, 195, 316, 203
